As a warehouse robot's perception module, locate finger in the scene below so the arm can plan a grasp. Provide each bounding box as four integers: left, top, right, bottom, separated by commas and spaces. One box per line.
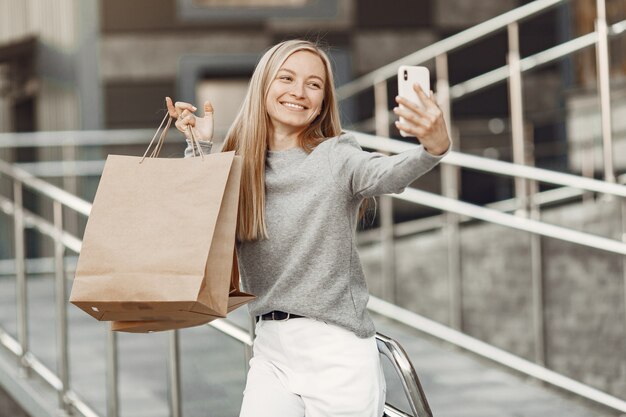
393, 100, 431, 123
203, 101, 214, 115
183, 115, 196, 127
412, 83, 430, 97
180, 109, 192, 119
393, 107, 430, 130
396, 95, 442, 125
414, 87, 441, 116
395, 120, 426, 138
166, 97, 179, 118
175, 101, 197, 114
395, 95, 427, 113
174, 118, 187, 132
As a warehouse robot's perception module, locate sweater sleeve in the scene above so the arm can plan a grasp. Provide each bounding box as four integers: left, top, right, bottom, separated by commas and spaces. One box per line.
183, 139, 213, 158
327, 133, 447, 199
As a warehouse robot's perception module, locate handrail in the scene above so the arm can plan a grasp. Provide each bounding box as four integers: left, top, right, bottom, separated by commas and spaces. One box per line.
336, 0, 567, 99
339, 18, 626, 103
351, 132, 626, 197
0, 327, 100, 417
0, 159, 91, 216
2, 129, 623, 198
2, 132, 626, 413
0, 161, 432, 417
368, 297, 626, 413
376, 334, 433, 417
401, 187, 626, 254
450, 19, 625, 99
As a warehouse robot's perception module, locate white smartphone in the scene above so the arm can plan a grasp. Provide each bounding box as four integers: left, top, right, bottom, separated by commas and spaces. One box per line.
397, 65, 430, 137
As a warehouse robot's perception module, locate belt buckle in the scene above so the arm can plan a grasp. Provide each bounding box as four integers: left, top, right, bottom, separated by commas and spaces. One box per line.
273, 311, 290, 321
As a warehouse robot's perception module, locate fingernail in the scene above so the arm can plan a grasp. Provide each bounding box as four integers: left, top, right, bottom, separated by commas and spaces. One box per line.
192, 106, 197, 111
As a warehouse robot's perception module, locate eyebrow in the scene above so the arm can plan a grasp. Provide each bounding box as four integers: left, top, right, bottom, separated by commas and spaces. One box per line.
278, 68, 325, 83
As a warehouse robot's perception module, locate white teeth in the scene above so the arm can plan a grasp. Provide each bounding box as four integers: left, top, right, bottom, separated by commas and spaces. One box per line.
282, 102, 305, 110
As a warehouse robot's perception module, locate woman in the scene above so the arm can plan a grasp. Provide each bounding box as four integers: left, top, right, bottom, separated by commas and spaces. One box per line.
166, 39, 450, 417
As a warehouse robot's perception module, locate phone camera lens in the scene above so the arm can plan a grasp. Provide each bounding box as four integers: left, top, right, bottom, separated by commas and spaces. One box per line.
403, 70, 408, 81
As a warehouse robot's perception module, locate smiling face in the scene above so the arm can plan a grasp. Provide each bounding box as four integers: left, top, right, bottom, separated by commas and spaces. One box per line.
265, 50, 326, 138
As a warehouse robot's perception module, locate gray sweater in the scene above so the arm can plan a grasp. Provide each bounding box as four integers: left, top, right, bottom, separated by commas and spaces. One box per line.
185, 133, 445, 338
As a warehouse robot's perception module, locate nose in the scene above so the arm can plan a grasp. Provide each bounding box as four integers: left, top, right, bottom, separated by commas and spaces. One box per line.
289, 81, 305, 98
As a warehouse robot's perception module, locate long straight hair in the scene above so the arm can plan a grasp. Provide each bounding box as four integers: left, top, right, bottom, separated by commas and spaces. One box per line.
222, 40, 343, 242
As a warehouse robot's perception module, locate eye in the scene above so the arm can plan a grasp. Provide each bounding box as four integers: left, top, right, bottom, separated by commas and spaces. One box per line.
279, 75, 292, 81
309, 82, 322, 89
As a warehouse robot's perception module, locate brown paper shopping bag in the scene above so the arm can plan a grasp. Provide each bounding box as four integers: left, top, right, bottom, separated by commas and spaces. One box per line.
70, 115, 254, 323
111, 249, 254, 332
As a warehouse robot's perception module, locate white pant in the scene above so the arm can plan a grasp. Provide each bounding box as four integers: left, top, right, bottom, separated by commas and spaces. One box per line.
239, 317, 386, 417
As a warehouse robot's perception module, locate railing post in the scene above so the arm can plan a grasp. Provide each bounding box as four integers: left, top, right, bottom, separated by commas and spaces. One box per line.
374, 79, 396, 303
168, 329, 182, 417
621, 198, 626, 356
53, 201, 71, 412
507, 22, 529, 217
13, 179, 29, 376
525, 125, 546, 367
436, 53, 463, 331
581, 138, 596, 205
106, 325, 119, 417
595, 0, 615, 183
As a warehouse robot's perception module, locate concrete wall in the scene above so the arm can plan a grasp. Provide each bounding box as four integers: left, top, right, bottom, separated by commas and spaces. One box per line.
359, 197, 626, 399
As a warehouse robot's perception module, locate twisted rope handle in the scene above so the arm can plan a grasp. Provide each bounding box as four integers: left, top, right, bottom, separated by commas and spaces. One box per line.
140, 112, 204, 163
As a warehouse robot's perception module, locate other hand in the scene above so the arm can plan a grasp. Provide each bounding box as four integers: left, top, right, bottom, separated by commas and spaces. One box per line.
393, 86, 450, 156
165, 97, 214, 142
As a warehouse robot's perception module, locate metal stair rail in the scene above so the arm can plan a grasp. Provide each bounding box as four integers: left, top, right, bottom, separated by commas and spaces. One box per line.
334, 0, 626, 367
336, 0, 624, 186
3, 127, 626, 414
0, 158, 434, 417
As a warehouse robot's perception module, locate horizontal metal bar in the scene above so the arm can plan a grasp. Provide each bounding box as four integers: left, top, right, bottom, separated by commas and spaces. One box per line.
368, 296, 626, 414
450, 30, 598, 99
0, 127, 229, 149
398, 187, 626, 255
15, 161, 105, 177
358, 185, 585, 245
0, 194, 83, 253
0, 256, 79, 276
207, 319, 253, 346
336, 0, 567, 99
0, 159, 91, 216
0, 128, 155, 148
0, 326, 101, 417
350, 131, 626, 197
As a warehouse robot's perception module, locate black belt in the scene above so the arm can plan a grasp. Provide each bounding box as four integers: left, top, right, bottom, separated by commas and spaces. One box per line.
256, 311, 305, 322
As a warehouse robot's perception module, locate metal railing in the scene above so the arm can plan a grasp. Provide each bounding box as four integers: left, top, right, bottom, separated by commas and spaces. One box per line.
0, 0, 624, 414
336, 0, 626, 362
0, 158, 433, 417
2, 128, 626, 414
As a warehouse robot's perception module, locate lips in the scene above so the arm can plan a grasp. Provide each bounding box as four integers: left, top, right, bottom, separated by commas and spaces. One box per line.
280, 101, 308, 110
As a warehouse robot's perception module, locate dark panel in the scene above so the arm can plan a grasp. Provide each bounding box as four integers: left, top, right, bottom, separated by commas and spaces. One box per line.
0, 386, 30, 417
444, 30, 508, 84
101, 0, 264, 32
101, 0, 178, 32
356, 0, 432, 29
519, 7, 561, 58
105, 80, 176, 129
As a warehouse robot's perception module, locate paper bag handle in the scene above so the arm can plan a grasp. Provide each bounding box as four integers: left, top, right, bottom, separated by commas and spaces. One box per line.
140, 113, 205, 163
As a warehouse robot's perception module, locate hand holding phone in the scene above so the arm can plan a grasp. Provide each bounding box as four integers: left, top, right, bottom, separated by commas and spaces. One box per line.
397, 66, 430, 138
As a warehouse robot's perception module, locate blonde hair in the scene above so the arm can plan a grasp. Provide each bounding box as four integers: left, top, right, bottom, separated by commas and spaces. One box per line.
222, 40, 343, 242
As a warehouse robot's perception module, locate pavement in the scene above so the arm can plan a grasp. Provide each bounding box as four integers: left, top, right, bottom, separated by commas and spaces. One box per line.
0, 274, 621, 417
